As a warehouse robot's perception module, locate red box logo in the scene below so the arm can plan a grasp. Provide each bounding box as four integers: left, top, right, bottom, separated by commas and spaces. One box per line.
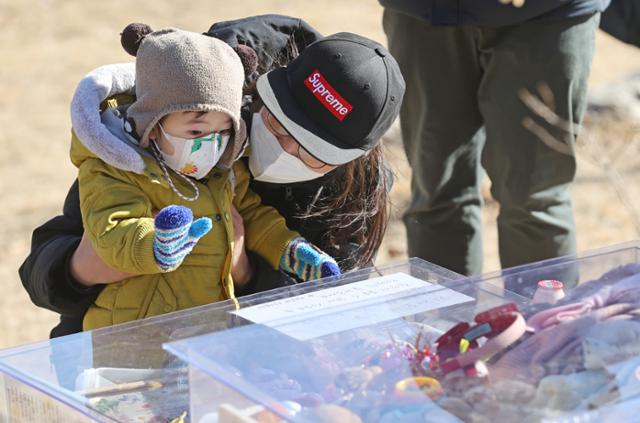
304, 69, 353, 121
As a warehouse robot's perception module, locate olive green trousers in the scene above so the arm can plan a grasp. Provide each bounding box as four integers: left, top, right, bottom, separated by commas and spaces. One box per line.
383, 10, 600, 283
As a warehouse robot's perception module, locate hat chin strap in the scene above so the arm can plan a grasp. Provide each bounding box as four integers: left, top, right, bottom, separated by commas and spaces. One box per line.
151, 141, 200, 202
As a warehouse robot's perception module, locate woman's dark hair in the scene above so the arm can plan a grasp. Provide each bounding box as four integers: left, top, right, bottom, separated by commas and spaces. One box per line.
304, 146, 391, 269
248, 35, 391, 270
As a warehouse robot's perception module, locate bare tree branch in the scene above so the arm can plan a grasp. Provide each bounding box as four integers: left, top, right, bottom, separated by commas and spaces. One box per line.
536, 81, 556, 111
518, 88, 581, 135
522, 116, 575, 156
520, 83, 640, 236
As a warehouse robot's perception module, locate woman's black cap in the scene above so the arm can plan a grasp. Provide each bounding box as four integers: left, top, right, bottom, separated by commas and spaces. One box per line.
257, 32, 406, 165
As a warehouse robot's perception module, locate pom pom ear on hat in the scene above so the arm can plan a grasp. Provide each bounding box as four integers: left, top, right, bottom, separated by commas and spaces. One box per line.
232, 44, 259, 93
233, 44, 258, 77
121, 23, 153, 56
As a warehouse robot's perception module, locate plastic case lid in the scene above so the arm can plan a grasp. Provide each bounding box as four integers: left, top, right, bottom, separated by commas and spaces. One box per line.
164, 242, 640, 422
0, 258, 462, 422
165, 271, 530, 422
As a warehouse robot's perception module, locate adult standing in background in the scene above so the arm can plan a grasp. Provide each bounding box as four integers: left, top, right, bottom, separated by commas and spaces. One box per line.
380, 0, 609, 286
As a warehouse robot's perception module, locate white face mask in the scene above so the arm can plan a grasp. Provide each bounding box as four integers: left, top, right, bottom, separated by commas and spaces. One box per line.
248, 114, 325, 184
156, 123, 229, 180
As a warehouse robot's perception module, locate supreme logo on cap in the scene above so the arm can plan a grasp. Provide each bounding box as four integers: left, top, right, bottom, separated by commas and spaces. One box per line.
304, 69, 353, 121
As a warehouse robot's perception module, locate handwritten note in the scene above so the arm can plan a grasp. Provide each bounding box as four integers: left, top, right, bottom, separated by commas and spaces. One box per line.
232, 272, 474, 340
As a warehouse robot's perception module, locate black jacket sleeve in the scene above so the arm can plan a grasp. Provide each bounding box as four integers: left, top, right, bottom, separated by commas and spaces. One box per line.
206, 14, 322, 74
600, 0, 640, 47
19, 179, 104, 318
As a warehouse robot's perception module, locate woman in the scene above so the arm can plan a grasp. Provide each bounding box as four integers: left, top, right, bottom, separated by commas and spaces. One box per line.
19, 14, 405, 337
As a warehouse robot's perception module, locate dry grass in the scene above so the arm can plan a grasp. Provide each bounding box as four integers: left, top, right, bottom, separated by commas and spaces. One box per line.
0, 1, 639, 348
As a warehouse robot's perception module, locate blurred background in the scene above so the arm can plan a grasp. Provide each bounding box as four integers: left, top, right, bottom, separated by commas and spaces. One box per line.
1, 0, 639, 348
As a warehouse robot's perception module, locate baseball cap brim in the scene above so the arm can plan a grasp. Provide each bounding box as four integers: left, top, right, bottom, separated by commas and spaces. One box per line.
256, 68, 365, 166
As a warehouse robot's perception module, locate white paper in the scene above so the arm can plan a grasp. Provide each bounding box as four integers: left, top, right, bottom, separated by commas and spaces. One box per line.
0, 374, 89, 423
74, 367, 163, 392
232, 272, 474, 340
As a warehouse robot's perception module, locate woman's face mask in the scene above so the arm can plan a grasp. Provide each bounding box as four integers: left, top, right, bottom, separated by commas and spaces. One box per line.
156, 123, 229, 180
248, 113, 327, 183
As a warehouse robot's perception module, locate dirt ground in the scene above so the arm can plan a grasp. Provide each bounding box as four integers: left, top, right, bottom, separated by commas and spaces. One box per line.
1, 1, 639, 349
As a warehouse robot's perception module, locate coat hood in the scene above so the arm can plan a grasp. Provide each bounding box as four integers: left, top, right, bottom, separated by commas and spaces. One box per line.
70, 63, 247, 175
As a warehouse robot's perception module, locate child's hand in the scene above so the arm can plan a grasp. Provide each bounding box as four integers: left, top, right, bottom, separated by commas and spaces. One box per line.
153, 205, 212, 270
279, 237, 341, 282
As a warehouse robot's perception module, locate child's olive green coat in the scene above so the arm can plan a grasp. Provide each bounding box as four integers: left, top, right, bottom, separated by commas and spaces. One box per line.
71, 104, 297, 330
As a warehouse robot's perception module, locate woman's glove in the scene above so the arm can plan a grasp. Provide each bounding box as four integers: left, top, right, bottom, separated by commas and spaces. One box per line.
279, 237, 341, 282
153, 205, 212, 270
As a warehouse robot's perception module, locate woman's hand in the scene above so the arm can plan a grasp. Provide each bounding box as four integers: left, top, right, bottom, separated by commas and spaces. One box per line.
70, 231, 133, 286
498, 0, 525, 7
230, 205, 254, 288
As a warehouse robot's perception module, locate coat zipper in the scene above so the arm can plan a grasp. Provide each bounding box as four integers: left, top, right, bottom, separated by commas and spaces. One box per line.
285, 186, 294, 202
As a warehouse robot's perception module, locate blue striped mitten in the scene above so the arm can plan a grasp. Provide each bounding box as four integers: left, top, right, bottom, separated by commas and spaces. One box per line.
153, 205, 212, 270
279, 237, 341, 282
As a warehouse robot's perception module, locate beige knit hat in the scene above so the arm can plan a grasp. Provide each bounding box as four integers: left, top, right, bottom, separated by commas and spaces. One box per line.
122, 24, 248, 167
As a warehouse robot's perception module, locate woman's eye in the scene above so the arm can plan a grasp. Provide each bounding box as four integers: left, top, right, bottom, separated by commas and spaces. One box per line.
189, 130, 203, 136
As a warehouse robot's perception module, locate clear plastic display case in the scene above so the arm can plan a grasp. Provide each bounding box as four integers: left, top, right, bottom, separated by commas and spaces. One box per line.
0, 258, 461, 422
1, 242, 639, 422
165, 241, 640, 423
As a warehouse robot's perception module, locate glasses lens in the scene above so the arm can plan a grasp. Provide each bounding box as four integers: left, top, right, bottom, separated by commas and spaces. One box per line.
265, 110, 329, 170
266, 112, 289, 137
297, 145, 328, 170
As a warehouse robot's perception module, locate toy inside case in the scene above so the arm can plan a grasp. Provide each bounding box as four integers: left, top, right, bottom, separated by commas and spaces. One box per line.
166, 241, 640, 423
0, 258, 460, 422
1, 242, 640, 423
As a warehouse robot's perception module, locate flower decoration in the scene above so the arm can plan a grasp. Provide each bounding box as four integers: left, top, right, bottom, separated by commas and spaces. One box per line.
180, 163, 198, 175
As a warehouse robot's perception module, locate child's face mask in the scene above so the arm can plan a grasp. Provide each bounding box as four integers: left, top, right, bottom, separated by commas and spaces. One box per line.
156, 123, 229, 180
248, 114, 325, 184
